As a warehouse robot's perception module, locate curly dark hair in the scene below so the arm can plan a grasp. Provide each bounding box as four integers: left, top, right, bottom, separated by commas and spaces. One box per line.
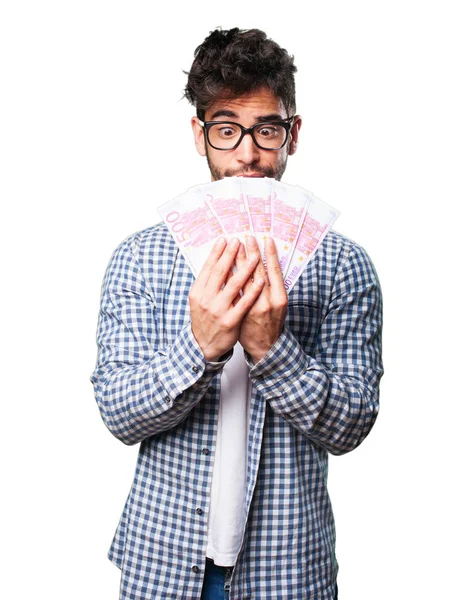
183, 27, 297, 121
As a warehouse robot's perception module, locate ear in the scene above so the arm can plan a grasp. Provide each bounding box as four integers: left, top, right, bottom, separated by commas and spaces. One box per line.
288, 115, 302, 156
191, 116, 207, 157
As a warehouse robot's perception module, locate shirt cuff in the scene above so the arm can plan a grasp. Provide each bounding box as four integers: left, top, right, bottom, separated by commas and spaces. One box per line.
245, 324, 309, 398
151, 323, 232, 399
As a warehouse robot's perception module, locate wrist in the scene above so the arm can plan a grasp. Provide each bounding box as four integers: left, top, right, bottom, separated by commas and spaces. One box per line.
243, 340, 274, 364
243, 331, 284, 364
207, 348, 233, 364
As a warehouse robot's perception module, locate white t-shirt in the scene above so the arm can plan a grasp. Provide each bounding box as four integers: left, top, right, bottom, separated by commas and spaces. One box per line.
206, 342, 250, 567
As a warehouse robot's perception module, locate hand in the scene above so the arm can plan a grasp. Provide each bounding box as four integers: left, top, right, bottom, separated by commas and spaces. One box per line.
237, 236, 288, 363
189, 237, 265, 362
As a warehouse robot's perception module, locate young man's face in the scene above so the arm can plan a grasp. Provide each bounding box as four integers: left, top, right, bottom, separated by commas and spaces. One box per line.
191, 86, 302, 181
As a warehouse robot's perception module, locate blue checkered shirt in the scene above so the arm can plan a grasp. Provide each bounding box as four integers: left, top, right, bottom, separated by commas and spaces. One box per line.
90, 222, 383, 599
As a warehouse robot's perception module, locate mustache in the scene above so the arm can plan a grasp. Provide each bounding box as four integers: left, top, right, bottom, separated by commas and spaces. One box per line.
225, 167, 274, 177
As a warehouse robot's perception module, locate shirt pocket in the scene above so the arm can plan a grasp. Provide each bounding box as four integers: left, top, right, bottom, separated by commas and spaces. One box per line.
286, 302, 323, 355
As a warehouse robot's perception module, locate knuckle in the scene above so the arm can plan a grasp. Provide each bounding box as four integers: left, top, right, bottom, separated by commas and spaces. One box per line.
215, 263, 228, 278
272, 264, 282, 275
220, 316, 234, 331
250, 253, 261, 266
226, 276, 241, 292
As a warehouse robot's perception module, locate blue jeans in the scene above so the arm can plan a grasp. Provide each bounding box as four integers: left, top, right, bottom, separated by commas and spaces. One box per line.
200, 558, 338, 599
201, 559, 232, 600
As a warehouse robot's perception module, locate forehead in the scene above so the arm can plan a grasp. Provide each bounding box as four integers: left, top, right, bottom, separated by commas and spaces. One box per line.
205, 87, 286, 121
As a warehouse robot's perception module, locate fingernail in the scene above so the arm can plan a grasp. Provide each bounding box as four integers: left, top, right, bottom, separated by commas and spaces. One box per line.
247, 236, 257, 249
229, 237, 240, 250
216, 237, 226, 249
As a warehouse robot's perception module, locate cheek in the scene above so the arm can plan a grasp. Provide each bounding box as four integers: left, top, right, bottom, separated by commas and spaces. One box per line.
269, 151, 287, 171
207, 148, 227, 168
273, 148, 288, 164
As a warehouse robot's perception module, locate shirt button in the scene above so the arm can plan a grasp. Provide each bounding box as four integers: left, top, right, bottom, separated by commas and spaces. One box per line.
208, 385, 215, 394
202, 448, 210, 455
192, 565, 200, 573
192, 366, 199, 373
196, 508, 203, 515
165, 396, 171, 404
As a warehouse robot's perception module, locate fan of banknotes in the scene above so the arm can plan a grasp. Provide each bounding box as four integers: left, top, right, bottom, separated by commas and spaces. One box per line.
157, 176, 340, 293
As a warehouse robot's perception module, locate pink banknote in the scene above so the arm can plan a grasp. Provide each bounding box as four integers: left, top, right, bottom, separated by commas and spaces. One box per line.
271, 180, 310, 275
201, 178, 254, 244
283, 195, 340, 291
240, 176, 273, 261
157, 189, 224, 276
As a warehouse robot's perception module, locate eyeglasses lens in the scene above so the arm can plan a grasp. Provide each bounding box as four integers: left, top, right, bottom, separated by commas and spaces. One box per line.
207, 123, 287, 150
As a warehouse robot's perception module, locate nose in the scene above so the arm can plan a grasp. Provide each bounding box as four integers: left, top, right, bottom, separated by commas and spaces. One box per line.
235, 131, 261, 165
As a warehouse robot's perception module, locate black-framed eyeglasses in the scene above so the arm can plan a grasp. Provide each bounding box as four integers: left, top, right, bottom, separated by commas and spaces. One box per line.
200, 116, 295, 151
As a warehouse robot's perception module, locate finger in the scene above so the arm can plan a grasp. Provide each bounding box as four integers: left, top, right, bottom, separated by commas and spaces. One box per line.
264, 237, 287, 295
235, 241, 247, 270
235, 242, 253, 295
194, 237, 227, 290
230, 276, 266, 318
220, 248, 261, 305
224, 264, 240, 307
245, 236, 269, 285
206, 237, 241, 294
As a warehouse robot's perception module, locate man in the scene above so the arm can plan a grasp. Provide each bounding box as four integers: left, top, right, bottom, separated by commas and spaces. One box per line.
91, 27, 383, 600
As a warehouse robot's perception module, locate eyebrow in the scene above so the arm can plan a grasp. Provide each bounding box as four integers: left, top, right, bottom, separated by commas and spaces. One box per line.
208, 109, 286, 122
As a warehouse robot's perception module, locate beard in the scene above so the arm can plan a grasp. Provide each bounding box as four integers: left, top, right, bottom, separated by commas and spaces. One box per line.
204, 145, 290, 182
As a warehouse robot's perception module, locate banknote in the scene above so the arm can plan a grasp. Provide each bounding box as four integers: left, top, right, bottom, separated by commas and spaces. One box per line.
198, 177, 254, 244
271, 180, 310, 276
157, 188, 224, 276
283, 195, 340, 292
240, 176, 273, 261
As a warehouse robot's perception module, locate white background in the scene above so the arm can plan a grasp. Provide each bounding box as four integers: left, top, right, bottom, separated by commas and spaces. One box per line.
1, 1, 473, 598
